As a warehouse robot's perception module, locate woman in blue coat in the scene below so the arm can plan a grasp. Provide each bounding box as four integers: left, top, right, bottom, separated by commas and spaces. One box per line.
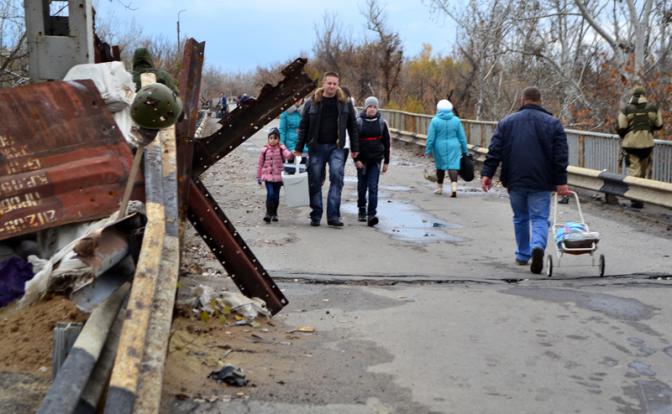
279, 100, 306, 153
425, 99, 468, 197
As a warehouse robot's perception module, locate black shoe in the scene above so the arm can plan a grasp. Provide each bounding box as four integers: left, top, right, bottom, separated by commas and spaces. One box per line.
270, 201, 279, 221
358, 208, 367, 222
530, 247, 544, 274
515, 259, 528, 266
630, 200, 644, 209
264, 200, 273, 223
367, 216, 379, 227
327, 219, 344, 227
310, 219, 320, 227
450, 192, 457, 198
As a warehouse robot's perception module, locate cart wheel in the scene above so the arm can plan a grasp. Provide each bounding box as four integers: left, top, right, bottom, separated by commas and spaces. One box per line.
546, 255, 553, 277
599, 254, 605, 277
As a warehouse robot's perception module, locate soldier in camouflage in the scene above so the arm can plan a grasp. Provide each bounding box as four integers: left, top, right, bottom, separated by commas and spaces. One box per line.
617, 87, 663, 180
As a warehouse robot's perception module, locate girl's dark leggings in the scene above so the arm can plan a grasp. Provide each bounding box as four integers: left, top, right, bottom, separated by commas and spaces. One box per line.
436, 169, 458, 184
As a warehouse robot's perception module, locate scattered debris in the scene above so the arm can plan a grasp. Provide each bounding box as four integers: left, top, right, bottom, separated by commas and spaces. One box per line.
188, 285, 271, 323
0, 257, 34, 307
208, 364, 249, 386
289, 326, 316, 334
18, 211, 142, 308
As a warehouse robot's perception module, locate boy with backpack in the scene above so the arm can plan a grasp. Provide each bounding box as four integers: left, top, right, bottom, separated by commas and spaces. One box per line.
355, 96, 391, 226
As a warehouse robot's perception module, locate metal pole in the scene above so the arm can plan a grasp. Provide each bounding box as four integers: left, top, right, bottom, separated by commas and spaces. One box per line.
177, 9, 186, 55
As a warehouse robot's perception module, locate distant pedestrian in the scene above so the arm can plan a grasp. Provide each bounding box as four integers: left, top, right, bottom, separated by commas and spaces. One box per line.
257, 128, 294, 223
425, 99, 469, 197
218, 92, 228, 118
355, 96, 390, 227
481, 87, 570, 274
295, 71, 359, 227
617, 86, 663, 208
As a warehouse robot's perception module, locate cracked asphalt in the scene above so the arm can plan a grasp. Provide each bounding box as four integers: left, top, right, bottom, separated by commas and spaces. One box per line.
167, 117, 672, 414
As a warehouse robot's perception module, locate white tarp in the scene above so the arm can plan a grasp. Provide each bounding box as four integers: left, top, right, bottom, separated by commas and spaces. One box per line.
64, 61, 136, 145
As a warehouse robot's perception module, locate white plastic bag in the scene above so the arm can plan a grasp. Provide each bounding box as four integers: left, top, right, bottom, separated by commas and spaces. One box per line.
282, 156, 310, 208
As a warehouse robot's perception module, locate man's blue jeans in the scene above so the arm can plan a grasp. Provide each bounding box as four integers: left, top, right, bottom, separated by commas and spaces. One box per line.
357, 160, 381, 216
307, 144, 346, 221
508, 190, 551, 262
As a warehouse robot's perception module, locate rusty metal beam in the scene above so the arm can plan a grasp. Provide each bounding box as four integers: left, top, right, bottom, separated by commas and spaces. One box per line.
187, 177, 288, 314
175, 38, 205, 224
0, 80, 135, 241
191, 58, 316, 176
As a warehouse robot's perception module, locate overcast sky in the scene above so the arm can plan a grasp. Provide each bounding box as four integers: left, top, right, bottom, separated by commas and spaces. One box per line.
93, 0, 458, 73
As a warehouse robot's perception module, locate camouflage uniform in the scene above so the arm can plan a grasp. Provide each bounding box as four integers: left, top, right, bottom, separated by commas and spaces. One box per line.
617, 87, 663, 179
131, 48, 179, 93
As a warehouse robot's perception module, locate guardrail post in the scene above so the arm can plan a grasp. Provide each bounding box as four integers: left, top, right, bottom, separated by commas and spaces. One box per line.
578, 135, 586, 168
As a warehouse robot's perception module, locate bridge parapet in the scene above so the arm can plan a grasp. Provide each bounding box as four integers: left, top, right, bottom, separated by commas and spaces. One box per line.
379, 109, 672, 183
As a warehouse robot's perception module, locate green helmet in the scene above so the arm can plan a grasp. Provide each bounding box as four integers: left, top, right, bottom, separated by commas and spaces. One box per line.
131, 83, 183, 129
631, 86, 646, 97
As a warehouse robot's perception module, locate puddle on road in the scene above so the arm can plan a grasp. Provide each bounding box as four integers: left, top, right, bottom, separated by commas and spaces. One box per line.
380, 185, 411, 192
665, 346, 672, 359
503, 288, 659, 322
628, 361, 656, 377
343, 201, 463, 243
344, 175, 358, 184
619, 379, 672, 414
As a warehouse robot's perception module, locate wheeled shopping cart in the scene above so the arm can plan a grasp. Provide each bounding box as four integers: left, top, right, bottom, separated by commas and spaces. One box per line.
547, 192, 605, 277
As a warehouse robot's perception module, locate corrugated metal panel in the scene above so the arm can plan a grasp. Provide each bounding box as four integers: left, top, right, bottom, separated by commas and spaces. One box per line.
0, 80, 135, 240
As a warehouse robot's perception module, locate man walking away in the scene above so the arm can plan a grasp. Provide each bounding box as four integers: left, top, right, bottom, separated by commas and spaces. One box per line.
481, 87, 571, 274
617, 86, 663, 208
295, 72, 359, 227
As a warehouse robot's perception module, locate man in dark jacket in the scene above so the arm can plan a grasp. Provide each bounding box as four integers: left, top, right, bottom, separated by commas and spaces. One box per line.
295, 72, 359, 227
481, 87, 570, 274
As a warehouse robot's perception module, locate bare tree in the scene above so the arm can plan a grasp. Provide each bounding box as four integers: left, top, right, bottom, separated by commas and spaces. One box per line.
312, 12, 353, 77
574, 0, 671, 85
0, 0, 28, 87
363, 0, 403, 103
430, 0, 515, 119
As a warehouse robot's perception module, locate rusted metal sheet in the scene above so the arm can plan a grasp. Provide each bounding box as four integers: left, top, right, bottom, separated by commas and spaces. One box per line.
192, 57, 316, 175
0, 80, 135, 241
187, 177, 288, 314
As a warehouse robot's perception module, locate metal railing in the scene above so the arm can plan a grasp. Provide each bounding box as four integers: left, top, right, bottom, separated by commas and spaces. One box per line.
380, 109, 672, 183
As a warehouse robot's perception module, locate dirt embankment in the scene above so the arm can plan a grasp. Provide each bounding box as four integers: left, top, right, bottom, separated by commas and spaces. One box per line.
0, 296, 87, 375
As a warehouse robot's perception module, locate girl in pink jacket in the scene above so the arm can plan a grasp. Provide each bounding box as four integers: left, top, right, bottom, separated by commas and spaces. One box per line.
257, 127, 294, 223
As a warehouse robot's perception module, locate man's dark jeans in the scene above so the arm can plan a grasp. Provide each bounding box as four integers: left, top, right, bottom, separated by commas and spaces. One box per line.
307, 144, 346, 222
357, 159, 381, 216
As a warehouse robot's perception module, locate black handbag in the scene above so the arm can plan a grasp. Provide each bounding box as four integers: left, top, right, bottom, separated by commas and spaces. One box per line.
459, 153, 474, 182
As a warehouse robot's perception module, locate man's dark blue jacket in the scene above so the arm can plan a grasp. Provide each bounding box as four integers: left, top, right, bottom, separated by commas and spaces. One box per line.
481, 104, 569, 192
